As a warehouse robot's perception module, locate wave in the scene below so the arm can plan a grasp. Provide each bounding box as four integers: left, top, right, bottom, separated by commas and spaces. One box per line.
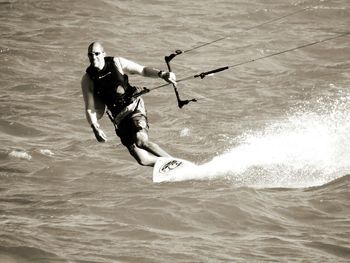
8, 150, 32, 161
0, 246, 62, 263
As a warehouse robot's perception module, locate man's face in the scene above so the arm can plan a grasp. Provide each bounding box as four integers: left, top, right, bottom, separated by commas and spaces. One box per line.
88, 45, 105, 70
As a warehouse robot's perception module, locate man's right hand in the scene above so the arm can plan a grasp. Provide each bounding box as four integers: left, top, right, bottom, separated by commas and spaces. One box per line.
91, 123, 107, 143
159, 71, 177, 86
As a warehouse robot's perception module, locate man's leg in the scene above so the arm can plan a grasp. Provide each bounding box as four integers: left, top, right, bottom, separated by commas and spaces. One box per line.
135, 130, 171, 158
128, 144, 158, 167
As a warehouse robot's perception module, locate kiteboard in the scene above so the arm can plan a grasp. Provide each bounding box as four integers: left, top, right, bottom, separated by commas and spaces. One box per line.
153, 157, 197, 183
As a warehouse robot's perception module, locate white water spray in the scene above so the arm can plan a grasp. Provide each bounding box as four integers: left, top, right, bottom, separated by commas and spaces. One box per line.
167, 94, 350, 187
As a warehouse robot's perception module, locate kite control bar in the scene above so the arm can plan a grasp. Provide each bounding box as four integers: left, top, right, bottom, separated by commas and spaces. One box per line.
165, 50, 197, 108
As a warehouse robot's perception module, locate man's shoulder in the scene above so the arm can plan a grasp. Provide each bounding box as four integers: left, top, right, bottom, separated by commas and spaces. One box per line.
82, 72, 92, 82
112, 56, 125, 65
114, 56, 135, 66
112, 57, 125, 74
115, 57, 144, 74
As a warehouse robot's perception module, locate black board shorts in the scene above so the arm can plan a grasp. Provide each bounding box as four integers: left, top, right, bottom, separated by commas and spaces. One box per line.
116, 114, 149, 147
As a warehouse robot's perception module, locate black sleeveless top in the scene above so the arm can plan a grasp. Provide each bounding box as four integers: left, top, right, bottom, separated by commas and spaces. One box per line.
86, 57, 137, 116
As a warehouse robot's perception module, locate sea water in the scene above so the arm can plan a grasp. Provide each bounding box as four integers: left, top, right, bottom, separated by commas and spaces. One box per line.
0, 0, 349, 262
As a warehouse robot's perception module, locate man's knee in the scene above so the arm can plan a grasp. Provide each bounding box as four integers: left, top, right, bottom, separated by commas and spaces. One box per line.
135, 132, 149, 148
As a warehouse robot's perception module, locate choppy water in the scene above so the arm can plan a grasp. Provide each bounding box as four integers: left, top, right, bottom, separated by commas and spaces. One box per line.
1, 0, 349, 262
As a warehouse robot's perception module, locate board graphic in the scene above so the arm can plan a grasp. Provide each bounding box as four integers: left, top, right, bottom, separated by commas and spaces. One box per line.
153, 157, 197, 183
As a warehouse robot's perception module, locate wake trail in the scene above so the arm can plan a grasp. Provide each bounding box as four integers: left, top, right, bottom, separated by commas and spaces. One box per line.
166, 93, 350, 188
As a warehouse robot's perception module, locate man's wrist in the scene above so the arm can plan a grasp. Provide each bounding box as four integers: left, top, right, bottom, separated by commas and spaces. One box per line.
91, 123, 99, 130
158, 70, 164, 78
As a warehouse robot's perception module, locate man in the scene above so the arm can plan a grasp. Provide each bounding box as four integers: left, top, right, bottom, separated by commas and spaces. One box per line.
81, 42, 176, 167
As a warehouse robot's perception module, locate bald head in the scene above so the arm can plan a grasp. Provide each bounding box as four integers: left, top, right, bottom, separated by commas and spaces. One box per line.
88, 42, 104, 53
87, 42, 106, 70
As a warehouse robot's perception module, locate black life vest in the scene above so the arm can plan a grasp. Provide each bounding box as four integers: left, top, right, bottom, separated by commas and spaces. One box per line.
86, 57, 137, 116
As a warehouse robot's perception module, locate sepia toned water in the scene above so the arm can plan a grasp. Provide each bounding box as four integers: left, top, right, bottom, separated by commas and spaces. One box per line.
1, 0, 349, 262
